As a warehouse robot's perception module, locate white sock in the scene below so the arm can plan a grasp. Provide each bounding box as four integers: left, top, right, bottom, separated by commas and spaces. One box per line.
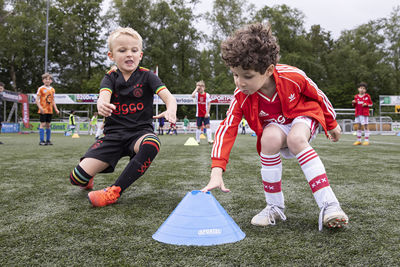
364, 129, 370, 141
260, 152, 284, 209
206, 128, 212, 141
357, 130, 362, 142
296, 147, 338, 209
196, 129, 201, 142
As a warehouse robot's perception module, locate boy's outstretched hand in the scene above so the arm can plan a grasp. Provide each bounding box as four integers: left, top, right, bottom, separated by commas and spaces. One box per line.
328, 124, 341, 142
153, 110, 176, 124
201, 167, 230, 193
97, 101, 116, 117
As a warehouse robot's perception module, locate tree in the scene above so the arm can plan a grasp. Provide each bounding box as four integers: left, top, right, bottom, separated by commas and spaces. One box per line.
113, 0, 202, 93
204, 0, 252, 94
49, 0, 105, 93
325, 21, 387, 107
253, 4, 306, 55
252, 4, 330, 81
111, 0, 152, 46
383, 6, 400, 94
304, 25, 334, 85
0, 0, 47, 92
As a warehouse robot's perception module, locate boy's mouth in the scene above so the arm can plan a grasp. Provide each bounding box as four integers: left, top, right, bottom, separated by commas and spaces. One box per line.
125, 60, 134, 65
241, 89, 250, 95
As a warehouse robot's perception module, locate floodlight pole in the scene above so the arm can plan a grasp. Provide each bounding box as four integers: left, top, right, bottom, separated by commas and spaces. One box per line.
44, 0, 49, 73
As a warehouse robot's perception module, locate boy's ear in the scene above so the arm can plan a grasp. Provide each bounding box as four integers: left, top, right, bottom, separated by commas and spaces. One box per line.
266, 64, 275, 76
107, 51, 114, 61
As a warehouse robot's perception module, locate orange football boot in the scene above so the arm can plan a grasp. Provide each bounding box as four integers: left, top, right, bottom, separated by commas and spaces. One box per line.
88, 186, 121, 207
353, 141, 361, 146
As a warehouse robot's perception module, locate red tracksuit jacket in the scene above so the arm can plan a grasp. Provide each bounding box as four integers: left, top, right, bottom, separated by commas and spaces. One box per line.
211, 64, 338, 171
352, 93, 373, 116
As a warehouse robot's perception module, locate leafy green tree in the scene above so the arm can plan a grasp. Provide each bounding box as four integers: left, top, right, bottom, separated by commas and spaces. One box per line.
203, 0, 252, 94
48, 0, 105, 93
253, 4, 306, 54
111, 0, 151, 47
303, 25, 333, 86
113, 0, 202, 94
0, 0, 47, 92
325, 21, 386, 107
252, 4, 329, 81
382, 6, 400, 94
147, 0, 201, 93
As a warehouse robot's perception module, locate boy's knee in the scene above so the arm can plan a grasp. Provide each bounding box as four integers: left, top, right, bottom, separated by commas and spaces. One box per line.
261, 135, 282, 154
141, 134, 161, 152
287, 134, 308, 153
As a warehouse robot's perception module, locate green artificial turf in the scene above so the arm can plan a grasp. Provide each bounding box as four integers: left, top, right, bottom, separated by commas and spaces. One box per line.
0, 133, 399, 266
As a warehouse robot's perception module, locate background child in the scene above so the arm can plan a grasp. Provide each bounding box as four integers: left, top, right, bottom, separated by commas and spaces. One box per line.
95, 117, 104, 140
64, 110, 76, 136
202, 23, 348, 231
167, 122, 177, 135
35, 73, 59, 145
69, 27, 177, 207
352, 82, 373, 145
191, 81, 213, 144
0, 82, 4, 144
158, 117, 165, 135
89, 112, 98, 136
241, 118, 247, 135
183, 115, 189, 134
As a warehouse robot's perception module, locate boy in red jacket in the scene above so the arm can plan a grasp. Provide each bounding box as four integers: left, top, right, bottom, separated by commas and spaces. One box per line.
202, 23, 348, 231
352, 82, 373, 145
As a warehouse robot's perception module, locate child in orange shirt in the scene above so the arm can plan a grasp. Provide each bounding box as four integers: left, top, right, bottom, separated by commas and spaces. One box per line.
35, 73, 59, 145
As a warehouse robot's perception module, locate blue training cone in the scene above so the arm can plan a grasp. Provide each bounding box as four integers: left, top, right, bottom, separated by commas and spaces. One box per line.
152, 190, 245, 246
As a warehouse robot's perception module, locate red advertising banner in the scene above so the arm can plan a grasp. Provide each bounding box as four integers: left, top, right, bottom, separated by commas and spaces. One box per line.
18, 93, 30, 128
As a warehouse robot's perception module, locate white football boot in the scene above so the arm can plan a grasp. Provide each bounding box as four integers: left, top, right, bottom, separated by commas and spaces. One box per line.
251, 205, 287, 226
319, 202, 349, 231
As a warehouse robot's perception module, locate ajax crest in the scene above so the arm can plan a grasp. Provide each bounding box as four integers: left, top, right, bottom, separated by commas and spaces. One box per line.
133, 88, 143, 98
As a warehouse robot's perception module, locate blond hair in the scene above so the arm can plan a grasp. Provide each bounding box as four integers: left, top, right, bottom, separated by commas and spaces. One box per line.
196, 80, 205, 87
107, 27, 143, 51
42, 73, 52, 80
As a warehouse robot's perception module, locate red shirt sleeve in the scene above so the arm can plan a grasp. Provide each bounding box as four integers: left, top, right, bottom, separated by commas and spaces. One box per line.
300, 77, 338, 131
211, 97, 243, 171
366, 94, 373, 107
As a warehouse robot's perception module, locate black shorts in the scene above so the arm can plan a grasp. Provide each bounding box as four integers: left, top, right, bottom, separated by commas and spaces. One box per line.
196, 117, 210, 127
40, 114, 53, 123
81, 128, 155, 173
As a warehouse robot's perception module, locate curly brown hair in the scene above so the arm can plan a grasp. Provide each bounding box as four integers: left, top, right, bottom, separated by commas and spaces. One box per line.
221, 23, 280, 74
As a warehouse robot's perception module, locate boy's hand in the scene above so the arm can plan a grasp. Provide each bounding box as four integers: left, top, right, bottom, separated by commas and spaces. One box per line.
328, 125, 341, 142
55, 108, 60, 115
362, 103, 367, 107
153, 110, 176, 124
352, 100, 356, 104
97, 100, 115, 117
201, 167, 230, 193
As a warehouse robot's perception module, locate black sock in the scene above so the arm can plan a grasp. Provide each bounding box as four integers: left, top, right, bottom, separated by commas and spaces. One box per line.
70, 165, 92, 186
114, 135, 160, 192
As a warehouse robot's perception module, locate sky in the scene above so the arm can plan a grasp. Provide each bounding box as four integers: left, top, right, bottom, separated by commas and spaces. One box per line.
195, 0, 399, 39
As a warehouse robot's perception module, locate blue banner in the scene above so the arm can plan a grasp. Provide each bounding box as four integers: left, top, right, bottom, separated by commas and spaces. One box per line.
1, 123, 20, 133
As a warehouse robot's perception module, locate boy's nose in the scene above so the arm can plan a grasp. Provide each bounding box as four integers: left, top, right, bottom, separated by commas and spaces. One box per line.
238, 79, 246, 88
